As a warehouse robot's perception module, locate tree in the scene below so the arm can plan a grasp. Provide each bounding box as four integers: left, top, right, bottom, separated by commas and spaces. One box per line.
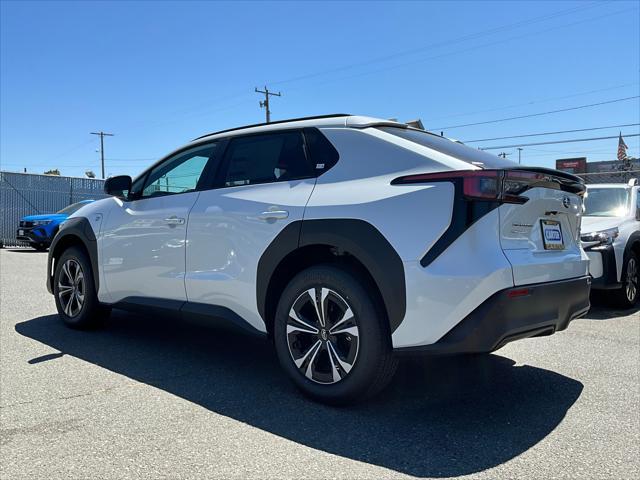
44, 169, 61, 176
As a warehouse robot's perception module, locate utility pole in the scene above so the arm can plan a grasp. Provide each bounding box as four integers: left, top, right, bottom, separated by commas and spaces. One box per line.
90, 131, 114, 179
517, 147, 523, 164
255, 86, 281, 123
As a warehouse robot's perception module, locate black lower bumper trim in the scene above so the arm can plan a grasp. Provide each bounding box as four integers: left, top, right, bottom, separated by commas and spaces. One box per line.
395, 276, 591, 356
587, 245, 620, 290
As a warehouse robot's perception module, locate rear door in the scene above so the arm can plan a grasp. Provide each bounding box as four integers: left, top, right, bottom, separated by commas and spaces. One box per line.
185, 130, 317, 332
101, 143, 219, 303
498, 170, 589, 285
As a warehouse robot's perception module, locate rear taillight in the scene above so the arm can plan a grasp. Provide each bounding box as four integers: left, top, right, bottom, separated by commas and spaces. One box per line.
391, 169, 530, 204
502, 170, 546, 204
392, 168, 585, 201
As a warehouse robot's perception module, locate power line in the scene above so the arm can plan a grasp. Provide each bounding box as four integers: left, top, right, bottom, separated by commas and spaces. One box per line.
479, 133, 640, 150
428, 82, 639, 122
463, 123, 640, 143
282, 5, 636, 96
90, 131, 114, 179
255, 86, 281, 123
432, 96, 640, 131
269, 2, 601, 87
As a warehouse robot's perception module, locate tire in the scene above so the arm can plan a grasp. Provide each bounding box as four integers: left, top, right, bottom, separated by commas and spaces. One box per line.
274, 265, 398, 405
611, 251, 639, 308
53, 246, 110, 329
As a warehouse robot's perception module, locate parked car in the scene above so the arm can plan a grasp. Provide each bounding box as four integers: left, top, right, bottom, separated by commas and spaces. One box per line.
17, 200, 94, 251
581, 179, 640, 307
45, 114, 591, 404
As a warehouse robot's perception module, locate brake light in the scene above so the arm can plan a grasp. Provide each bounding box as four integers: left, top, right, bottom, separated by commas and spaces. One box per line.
391, 169, 528, 204
507, 288, 531, 298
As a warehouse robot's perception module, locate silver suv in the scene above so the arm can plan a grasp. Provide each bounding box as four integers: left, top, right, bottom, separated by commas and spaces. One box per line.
581, 179, 640, 307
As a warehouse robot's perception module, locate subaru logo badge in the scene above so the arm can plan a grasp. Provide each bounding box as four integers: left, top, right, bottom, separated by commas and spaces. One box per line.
563, 196, 571, 208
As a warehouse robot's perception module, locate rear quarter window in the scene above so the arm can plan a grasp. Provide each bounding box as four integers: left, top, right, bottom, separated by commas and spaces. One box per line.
303, 127, 339, 174
378, 126, 517, 169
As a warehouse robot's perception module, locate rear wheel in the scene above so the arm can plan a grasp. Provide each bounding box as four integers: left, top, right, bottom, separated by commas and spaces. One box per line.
54, 246, 110, 328
274, 265, 397, 405
611, 252, 639, 308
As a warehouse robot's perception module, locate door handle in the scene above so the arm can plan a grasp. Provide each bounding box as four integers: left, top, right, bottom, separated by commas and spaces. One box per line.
257, 210, 289, 221
164, 216, 185, 225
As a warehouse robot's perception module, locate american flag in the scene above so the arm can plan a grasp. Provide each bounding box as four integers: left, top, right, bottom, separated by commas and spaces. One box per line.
617, 132, 628, 161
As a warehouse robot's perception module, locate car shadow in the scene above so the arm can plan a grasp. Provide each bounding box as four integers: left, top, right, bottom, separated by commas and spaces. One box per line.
586, 302, 639, 320
15, 311, 583, 478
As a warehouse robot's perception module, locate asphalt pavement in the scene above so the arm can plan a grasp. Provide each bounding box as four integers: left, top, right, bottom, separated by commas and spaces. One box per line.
1, 248, 638, 479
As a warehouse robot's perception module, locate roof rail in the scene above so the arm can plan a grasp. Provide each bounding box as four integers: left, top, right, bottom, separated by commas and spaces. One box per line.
192, 113, 352, 141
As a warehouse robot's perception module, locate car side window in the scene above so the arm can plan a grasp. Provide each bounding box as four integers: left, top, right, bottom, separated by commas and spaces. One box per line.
303, 127, 339, 173
223, 131, 312, 187
140, 143, 218, 198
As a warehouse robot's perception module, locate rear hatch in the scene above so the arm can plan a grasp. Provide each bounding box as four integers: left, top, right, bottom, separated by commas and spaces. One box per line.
375, 126, 589, 285
498, 168, 589, 285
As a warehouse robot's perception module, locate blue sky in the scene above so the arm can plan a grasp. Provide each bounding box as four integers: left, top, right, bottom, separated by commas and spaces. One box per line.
1, 0, 639, 178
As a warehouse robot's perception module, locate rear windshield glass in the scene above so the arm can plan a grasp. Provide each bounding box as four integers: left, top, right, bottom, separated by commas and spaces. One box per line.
584, 188, 629, 217
56, 202, 89, 215
377, 126, 517, 169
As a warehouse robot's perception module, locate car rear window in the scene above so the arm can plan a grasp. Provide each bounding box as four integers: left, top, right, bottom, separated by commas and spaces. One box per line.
377, 126, 517, 169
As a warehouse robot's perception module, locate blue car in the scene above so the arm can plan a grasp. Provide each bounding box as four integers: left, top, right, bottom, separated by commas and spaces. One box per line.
16, 200, 94, 251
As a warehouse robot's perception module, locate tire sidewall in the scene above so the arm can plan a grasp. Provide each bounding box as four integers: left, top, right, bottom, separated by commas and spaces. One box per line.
274, 265, 389, 404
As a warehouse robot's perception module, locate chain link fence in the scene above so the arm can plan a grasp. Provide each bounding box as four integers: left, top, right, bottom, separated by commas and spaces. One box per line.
0, 171, 107, 247
574, 169, 640, 184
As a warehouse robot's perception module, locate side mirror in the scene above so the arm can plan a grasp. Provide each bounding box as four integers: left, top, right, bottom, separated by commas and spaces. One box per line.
104, 175, 132, 198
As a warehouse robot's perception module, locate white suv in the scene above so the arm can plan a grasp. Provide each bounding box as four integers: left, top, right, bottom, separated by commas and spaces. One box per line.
47, 114, 591, 404
581, 180, 640, 307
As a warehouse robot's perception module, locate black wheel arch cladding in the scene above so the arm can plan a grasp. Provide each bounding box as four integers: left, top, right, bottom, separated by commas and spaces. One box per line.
257, 219, 407, 333
47, 217, 100, 294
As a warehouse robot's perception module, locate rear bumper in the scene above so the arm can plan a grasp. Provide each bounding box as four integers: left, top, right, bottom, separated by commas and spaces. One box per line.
395, 276, 591, 355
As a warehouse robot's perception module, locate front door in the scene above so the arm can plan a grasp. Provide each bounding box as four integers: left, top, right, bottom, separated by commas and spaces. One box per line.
101, 143, 219, 304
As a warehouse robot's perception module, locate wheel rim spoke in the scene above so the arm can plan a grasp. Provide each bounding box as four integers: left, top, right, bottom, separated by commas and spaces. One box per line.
303, 341, 323, 380
329, 306, 354, 334
294, 339, 321, 369
288, 308, 319, 334
627, 259, 637, 301
306, 288, 325, 327
326, 342, 342, 383
327, 340, 355, 375
62, 262, 73, 283
58, 283, 73, 294
331, 325, 359, 337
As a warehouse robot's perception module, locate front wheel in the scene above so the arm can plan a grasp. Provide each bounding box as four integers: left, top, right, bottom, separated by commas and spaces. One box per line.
274, 265, 397, 405
611, 252, 639, 308
53, 246, 110, 328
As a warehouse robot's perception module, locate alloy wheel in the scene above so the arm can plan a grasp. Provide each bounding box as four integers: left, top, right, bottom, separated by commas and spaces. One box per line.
58, 259, 85, 318
286, 287, 360, 384
626, 257, 638, 303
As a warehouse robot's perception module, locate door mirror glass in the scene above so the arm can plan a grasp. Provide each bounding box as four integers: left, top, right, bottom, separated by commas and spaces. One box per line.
104, 175, 132, 198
